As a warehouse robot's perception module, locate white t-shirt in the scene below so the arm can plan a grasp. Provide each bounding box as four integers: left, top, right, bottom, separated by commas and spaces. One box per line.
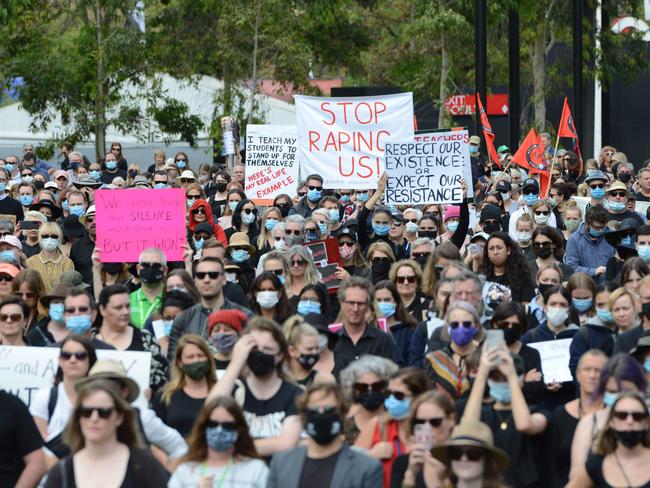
168, 458, 269, 488
29, 383, 73, 440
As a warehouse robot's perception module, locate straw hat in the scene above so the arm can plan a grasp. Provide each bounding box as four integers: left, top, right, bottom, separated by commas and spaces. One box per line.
75, 359, 140, 403
431, 420, 509, 470
226, 232, 255, 254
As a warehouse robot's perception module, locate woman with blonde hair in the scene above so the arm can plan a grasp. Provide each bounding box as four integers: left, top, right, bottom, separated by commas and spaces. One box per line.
256, 206, 283, 254
152, 334, 216, 438
286, 245, 320, 299
608, 287, 641, 335
283, 315, 336, 387
562, 201, 583, 239
25, 222, 74, 293
368, 240, 397, 284
44, 380, 168, 487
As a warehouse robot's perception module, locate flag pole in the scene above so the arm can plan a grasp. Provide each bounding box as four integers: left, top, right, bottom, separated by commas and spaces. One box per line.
491, 158, 515, 191
545, 133, 561, 198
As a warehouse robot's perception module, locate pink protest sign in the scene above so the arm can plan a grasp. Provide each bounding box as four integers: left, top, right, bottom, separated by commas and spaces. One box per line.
95, 188, 186, 262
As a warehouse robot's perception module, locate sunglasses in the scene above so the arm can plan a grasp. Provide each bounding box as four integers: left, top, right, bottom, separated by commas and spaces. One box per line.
612, 411, 647, 422
60, 351, 89, 361
187, 194, 201, 199
285, 229, 301, 236
0, 313, 23, 322
291, 259, 306, 267
371, 257, 392, 263
298, 192, 306, 197
387, 390, 408, 401
180, 178, 195, 183
353, 381, 386, 394
396, 275, 416, 284
609, 191, 627, 198
391, 221, 403, 226
41, 234, 60, 239
65, 306, 90, 314
86, 216, 95, 223
267, 268, 284, 276
590, 183, 605, 189
534, 210, 549, 216
339, 241, 355, 247
412, 252, 431, 259
195, 271, 221, 280
533, 241, 553, 249
496, 321, 520, 329
413, 417, 444, 428
140, 262, 163, 269
191, 208, 206, 215
79, 407, 114, 419
206, 420, 237, 430
449, 446, 484, 462
14, 291, 36, 299
242, 208, 257, 215
522, 189, 539, 196
175, 159, 187, 163
405, 218, 418, 224
194, 233, 211, 241
449, 320, 473, 329
307, 185, 322, 191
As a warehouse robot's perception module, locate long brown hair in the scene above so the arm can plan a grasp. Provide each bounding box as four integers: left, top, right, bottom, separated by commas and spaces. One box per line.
594, 392, 650, 455
161, 334, 216, 404
65, 379, 142, 453
184, 396, 258, 462
245, 316, 292, 382
11, 268, 46, 321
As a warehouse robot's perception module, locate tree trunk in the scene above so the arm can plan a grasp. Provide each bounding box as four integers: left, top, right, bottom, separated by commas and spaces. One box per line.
94, 0, 106, 162
438, 32, 449, 129
248, 0, 263, 124
531, 23, 546, 131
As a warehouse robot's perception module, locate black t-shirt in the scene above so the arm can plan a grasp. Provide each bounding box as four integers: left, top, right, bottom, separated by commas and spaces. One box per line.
152, 389, 205, 438
551, 404, 579, 488
21, 240, 40, 258
0, 390, 44, 487
298, 450, 341, 488
239, 379, 302, 440
606, 209, 644, 226
481, 404, 550, 488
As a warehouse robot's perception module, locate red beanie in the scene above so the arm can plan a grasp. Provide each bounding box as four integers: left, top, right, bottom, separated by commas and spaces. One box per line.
207, 309, 247, 335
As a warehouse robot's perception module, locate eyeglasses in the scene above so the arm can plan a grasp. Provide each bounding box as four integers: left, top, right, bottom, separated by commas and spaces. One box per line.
371, 257, 392, 263
242, 208, 257, 215
65, 306, 90, 314
180, 178, 195, 184
449, 446, 484, 462
396, 275, 416, 284
267, 268, 284, 276
533, 241, 553, 249
194, 233, 210, 241
339, 241, 355, 247
0, 313, 22, 322
80, 407, 114, 419
291, 259, 306, 267
60, 351, 89, 361
195, 271, 221, 280
140, 262, 163, 269
353, 381, 386, 394
307, 185, 322, 191
298, 192, 306, 197
14, 291, 36, 299
534, 210, 550, 216
85, 216, 95, 223
41, 234, 60, 239
590, 183, 605, 189
609, 191, 627, 198
206, 420, 237, 430
413, 417, 444, 428
412, 252, 431, 259
449, 320, 474, 329
386, 390, 408, 401
612, 411, 647, 422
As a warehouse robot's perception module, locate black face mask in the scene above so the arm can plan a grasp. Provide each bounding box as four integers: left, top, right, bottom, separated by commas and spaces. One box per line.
418, 230, 437, 239
618, 172, 632, 183
538, 283, 554, 297
355, 391, 385, 411
305, 410, 343, 445
503, 328, 521, 345
297, 353, 320, 370
371, 261, 391, 283
415, 254, 429, 268
533, 247, 553, 259
128, 170, 138, 178
34, 180, 45, 190
483, 222, 501, 234
642, 302, 650, 320
612, 428, 646, 448
103, 262, 123, 275
215, 182, 228, 193
246, 350, 276, 376
139, 266, 164, 285
275, 203, 291, 218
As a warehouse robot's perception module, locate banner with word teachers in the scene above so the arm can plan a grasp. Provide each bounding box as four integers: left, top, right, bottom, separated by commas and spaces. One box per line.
296, 93, 414, 190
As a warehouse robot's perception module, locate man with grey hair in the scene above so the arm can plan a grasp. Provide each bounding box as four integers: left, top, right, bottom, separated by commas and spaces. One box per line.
129, 247, 167, 329
410, 237, 434, 269
403, 208, 422, 241
333, 277, 396, 374
284, 214, 305, 246
636, 167, 650, 201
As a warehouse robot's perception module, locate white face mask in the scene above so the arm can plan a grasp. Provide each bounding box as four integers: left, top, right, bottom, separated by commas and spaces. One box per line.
42, 237, 60, 251
546, 306, 568, 326
256, 290, 279, 309
534, 213, 550, 225
517, 231, 532, 244
273, 238, 286, 251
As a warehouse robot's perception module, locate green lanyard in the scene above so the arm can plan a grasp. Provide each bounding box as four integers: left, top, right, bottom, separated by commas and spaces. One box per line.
200, 458, 233, 488
137, 289, 160, 325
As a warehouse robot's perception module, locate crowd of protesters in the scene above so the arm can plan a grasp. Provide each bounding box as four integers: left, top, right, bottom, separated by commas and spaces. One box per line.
0, 139, 649, 488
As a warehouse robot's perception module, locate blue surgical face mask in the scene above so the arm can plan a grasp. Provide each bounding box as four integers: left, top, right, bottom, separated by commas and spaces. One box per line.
231, 249, 250, 263
69, 205, 85, 217
608, 200, 626, 212
4, 163, 14, 173
193, 237, 204, 251
186, 198, 196, 209
488, 380, 512, 404
329, 209, 340, 222
49, 303, 65, 322
105, 161, 117, 171
340, 195, 350, 204
384, 394, 411, 420
176, 160, 187, 169
572, 298, 593, 312
596, 308, 613, 323
446, 221, 459, 233
357, 192, 369, 202
317, 222, 329, 234
0, 250, 15, 263
638, 246, 650, 264
297, 300, 321, 315
242, 212, 256, 225
644, 358, 650, 374
523, 193, 538, 206
154, 183, 167, 189
90, 170, 101, 181
372, 223, 390, 236
378, 301, 396, 318
603, 391, 618, 408
62, 200, 69, 212
162, 320, 173, 336
265, 218, 278, 231
589, 227, 605, 238
205, 425, 238, 452
65, 315, 92, 334
469, 146, 479, 154
307, 188, 322, 202
0, 183, 6, 193
591, 187, 605, 200
229, 201, 239, 212
19, 195, 34, 207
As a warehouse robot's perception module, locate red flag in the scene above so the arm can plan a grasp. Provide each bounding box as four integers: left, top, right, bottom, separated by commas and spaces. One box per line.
512, 128, 551, 196
558, 96, 583, 174
477, 93, 500, 167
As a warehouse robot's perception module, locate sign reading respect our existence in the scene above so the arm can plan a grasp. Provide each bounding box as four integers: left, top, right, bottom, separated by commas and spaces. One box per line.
0, 346, 152, 409
95, 188, 186, 263
528, 339, 573, 384
245, 124, 299, 201
295, 93, 414, 190
384, 130, 469, 205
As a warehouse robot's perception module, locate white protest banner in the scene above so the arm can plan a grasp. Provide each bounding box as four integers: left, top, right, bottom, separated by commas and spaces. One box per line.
296, 93, 414, 189
0, 346, 152, 409
384, 138, 465, 205
415, 129, 474, 198
245, 125, 299, 202
528, 338, 573, 384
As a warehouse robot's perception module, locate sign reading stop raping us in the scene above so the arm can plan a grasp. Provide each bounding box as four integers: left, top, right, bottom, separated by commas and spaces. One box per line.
95, 188, 186, 262
384, 129, 470, 205
295, 93, 414, 189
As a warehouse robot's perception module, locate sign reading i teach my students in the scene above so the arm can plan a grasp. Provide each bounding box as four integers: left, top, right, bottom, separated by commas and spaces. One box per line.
95, 188, 186, 262
295, 93, 414, 190
384, 130, 469, 205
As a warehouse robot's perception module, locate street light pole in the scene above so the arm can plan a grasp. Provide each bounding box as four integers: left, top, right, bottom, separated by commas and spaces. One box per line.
475, 0, 487, 135
508, 8, 520, 149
